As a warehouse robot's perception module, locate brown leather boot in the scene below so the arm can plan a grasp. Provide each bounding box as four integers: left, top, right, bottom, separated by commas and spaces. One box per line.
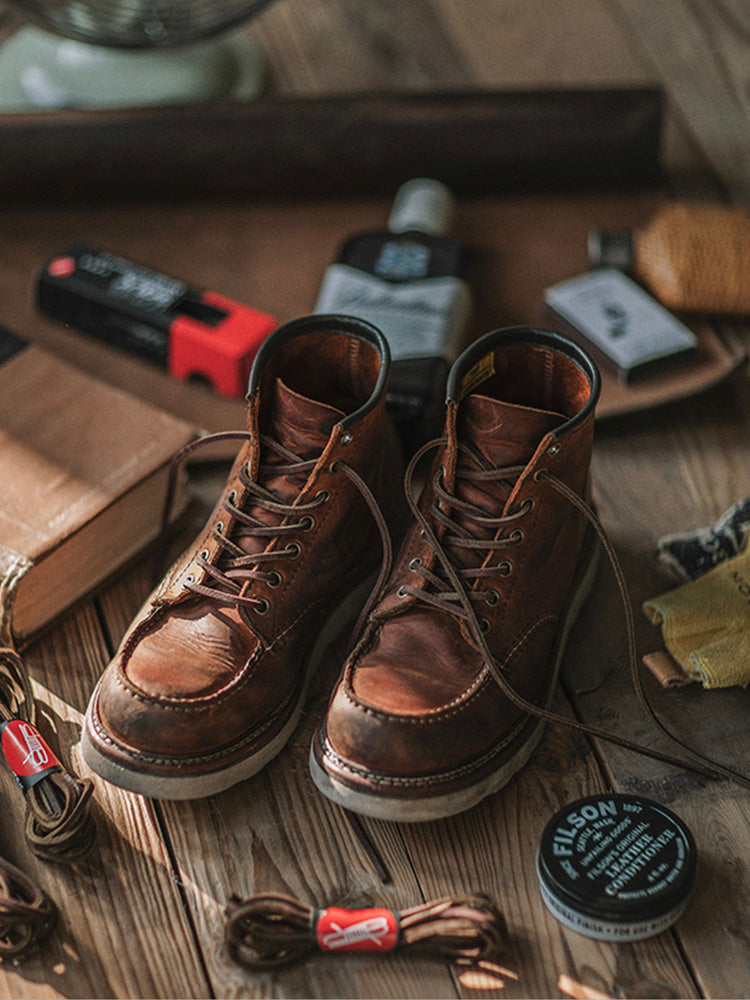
82, 314, 405, 799
311, 326, 600, 821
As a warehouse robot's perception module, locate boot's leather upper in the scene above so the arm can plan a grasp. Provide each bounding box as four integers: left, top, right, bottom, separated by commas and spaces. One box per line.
85, 315, 406, 792
314, 327, 600, 804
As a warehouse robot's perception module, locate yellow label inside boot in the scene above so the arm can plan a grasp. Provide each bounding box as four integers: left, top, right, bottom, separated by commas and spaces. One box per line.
460, 352, 495, 399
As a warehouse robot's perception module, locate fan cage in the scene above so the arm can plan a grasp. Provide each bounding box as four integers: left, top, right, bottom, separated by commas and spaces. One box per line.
6, 0, 278, 47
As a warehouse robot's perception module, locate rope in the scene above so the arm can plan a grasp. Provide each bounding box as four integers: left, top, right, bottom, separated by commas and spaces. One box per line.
225, 892, 507, 972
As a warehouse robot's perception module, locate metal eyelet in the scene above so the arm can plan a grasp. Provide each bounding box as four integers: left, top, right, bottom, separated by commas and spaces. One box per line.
484, 588, 500, 606
285, 542, 302, 559
509, 528, 525, 544
408, 557, 423, 572
315, 489, 332, 503
266, 570, 283, 589
184, 574, 195, 585
228, 489, 238, 504
547, 442, 561, 456
479, 617, 491, 634
521, 496, 536, 513
199, 549, 210, 561
498, 560, 513, 577
299, 515, 316, 532
396, 585, 409, 598
341, 432, 353, 445
216, 520, 225, 533
253, 597, 270, 615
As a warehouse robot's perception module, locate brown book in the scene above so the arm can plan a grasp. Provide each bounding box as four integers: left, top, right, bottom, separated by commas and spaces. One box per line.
0, 328, 197, 645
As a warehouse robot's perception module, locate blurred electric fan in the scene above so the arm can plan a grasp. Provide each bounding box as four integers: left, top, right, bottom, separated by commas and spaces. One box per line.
0, 0, 279, 110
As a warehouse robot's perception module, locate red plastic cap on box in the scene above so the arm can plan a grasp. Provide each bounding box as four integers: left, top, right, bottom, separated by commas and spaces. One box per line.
170, 290, 278, 398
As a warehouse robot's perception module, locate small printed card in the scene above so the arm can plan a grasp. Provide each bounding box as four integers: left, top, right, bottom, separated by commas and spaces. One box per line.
544, 268, 697, 384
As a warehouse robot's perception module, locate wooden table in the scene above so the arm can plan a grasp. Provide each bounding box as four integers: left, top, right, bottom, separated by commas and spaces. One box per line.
2, 4, 750, 998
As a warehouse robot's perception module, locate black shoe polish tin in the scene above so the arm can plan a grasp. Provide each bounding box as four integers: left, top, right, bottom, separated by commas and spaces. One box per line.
536, 793, 697, 941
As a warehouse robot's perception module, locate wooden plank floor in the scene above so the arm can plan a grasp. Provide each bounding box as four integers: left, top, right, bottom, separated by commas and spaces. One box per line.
3, 2, 750, 997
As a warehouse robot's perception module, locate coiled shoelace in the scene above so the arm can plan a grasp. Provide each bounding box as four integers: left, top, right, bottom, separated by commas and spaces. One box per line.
0, 647, 95, 863
225, 891, 507, 971
0, 647, 94, 958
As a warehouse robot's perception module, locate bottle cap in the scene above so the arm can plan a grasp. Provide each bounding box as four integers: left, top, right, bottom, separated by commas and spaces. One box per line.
536, 793, 697, 942
588, 228, 635, 271
388, 178, 455, 236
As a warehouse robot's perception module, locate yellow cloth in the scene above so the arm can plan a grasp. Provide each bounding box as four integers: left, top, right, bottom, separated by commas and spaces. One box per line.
643, 542, 750, 689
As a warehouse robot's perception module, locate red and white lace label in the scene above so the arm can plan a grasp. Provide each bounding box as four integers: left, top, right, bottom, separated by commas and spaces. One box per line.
0, 719, 61, 791
315, 907, 399, 953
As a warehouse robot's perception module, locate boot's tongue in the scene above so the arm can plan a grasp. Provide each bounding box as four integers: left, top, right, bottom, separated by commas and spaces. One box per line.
231, 377, 344, 558
458, 393, 563, 469
269, 376, 343, 459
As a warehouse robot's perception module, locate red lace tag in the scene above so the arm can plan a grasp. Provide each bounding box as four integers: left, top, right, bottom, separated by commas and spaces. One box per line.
315, 907, 399, 953
1, 719, 61, 792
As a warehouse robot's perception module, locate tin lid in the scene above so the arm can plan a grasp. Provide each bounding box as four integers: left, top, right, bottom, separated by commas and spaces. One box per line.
537, 794, 696, 940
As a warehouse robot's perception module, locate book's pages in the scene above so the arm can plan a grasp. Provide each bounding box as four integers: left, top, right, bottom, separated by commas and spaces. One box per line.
0, 329, 197, 644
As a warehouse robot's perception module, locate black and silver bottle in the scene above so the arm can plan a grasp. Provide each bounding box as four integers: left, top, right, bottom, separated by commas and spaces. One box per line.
315, 178, 472, 453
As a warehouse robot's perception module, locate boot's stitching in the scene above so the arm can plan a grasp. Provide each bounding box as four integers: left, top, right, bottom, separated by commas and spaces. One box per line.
321, 711, 534, 788
114, 643, 264, 706
114, 587, 335, 709
343, 664, 499, 721
490, 612, 559, 676
90, 690, 292, 766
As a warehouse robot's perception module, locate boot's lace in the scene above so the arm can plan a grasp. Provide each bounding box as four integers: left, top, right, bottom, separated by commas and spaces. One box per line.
396, 440, 528, 620
399, 438, 750, 791
160, 430, 393, 618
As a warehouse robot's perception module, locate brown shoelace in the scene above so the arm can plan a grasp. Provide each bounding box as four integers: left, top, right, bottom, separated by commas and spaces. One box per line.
159, 430, 393, 620
225, 891, 507, 971
396, 441, 528, 621
402, 438, 750, 790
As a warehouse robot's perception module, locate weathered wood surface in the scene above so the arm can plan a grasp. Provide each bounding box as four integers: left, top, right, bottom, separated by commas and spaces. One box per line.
2, 2, 750, 998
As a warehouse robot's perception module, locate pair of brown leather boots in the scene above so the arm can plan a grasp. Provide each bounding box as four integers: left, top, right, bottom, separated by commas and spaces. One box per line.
82, 314, 600, 822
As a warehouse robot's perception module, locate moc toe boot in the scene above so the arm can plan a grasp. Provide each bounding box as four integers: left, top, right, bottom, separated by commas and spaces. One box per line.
82, 314, 406, 799
311, 326, 600, 821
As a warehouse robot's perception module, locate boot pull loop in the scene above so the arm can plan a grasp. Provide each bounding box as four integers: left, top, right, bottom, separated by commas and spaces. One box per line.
481, 469, 750, 791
